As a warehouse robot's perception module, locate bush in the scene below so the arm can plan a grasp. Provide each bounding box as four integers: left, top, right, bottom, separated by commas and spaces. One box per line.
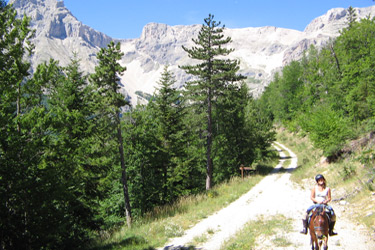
299, 104, 352, 156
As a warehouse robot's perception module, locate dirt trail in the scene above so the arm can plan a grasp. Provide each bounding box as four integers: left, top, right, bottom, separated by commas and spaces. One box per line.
160, 142, 375, 250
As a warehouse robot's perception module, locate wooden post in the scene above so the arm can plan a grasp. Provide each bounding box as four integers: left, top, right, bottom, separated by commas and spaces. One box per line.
240, 164, 244, 180
239, 164, 255, 180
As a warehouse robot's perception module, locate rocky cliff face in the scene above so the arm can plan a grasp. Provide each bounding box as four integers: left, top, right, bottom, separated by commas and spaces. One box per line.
283, 6, 375, 66
10, 0, 113, 73
9, 0, 375, 104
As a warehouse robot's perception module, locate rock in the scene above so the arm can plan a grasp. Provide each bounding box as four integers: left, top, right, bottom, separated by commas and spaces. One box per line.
339, 200, 348, 206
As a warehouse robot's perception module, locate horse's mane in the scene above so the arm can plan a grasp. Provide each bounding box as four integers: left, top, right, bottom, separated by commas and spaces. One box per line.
316, 205, 325, 214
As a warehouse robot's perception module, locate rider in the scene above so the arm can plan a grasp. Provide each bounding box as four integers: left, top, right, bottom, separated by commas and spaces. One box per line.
300, 174, 338, 236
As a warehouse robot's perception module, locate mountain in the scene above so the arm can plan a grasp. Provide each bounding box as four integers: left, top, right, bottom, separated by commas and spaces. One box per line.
9, 0, 375, 104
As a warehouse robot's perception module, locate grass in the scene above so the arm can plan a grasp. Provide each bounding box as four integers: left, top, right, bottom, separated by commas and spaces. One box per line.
188, 227, 216, 246
220, 215, 293, 250
190, 233, 208, 245
91, 156, 279, 250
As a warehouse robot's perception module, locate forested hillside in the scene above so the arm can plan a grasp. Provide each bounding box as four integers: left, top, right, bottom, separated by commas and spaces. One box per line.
0, 3, 274, 249
258, 8, 375, 159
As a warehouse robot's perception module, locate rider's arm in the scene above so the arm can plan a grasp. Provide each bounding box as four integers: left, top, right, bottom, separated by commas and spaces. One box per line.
324, 188, 332, 204
310, 186, 318, 203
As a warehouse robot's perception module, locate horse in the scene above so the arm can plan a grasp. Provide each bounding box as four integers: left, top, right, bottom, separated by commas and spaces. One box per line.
309, 204, 329, 250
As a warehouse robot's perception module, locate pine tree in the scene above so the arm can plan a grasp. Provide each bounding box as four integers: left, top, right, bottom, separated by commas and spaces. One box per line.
346, 6, 357, 28
214, 82, 252, 180
0, 2, 39, 248
180, 14, 245, 190
43, 57, 111, 243
151, 65, 188, 202
122, 66, 191, 215
89, 41, 132, 227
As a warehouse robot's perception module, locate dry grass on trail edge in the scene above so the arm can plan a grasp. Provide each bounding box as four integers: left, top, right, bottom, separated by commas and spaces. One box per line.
220, 215, 293, 250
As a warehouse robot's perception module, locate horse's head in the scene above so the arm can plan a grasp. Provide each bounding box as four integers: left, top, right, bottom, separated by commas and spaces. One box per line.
311, 205, 329, 239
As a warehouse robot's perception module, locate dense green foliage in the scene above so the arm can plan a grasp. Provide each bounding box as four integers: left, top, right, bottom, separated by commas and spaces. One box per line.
122, 66, 203, 217
0, 6, 275, 248
258, 15, 375, 156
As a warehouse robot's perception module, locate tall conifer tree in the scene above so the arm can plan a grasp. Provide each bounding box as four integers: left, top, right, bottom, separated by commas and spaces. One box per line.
0, 2, 39, 248
89, 41, 132, 227
180, 14, 245, 190
152, 65, 188, 202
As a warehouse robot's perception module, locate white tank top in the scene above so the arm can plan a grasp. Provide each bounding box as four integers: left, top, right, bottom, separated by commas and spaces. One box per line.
315, 185, 329, 203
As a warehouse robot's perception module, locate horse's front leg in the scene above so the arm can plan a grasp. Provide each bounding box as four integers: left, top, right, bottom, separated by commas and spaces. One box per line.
323, 237, 328, 250
311, 239, 319, 250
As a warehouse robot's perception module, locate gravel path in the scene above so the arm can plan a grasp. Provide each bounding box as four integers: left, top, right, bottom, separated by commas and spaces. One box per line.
160, 142, 375, 250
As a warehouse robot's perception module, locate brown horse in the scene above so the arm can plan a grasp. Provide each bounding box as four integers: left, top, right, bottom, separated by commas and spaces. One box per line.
309, 205, 329, 250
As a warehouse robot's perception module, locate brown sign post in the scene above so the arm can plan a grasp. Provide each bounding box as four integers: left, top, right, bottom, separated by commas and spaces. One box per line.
239, 164, 255, 179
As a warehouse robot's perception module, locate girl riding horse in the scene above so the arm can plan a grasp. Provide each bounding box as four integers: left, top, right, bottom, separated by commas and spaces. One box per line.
300, 174, 338, 236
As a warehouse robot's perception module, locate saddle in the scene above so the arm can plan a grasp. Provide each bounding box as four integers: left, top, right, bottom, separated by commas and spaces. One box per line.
308, 206, 332, 224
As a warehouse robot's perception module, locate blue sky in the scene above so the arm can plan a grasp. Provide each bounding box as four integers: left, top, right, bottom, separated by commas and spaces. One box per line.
35, 0, 375, 39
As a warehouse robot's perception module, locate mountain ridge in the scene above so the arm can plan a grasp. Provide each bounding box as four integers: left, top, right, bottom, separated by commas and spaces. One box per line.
9, 0, 375, 104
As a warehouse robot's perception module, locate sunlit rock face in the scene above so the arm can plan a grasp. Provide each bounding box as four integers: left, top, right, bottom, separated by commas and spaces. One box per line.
9, 0, 375, 104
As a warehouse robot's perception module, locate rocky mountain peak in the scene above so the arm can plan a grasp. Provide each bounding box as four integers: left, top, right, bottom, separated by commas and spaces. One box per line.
11, 0, 112, 47
304, 7, 348, 36
8, 1, 375, 104
304, 6, 375, 36
10, 0, 67, 26
9, 0, 114, 74
10, 0, 62, 9
140, 23, 170, 41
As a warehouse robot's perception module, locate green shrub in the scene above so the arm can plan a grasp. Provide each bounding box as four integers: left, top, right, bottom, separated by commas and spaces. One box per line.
340, 162, 356, 180
299, 104, 352, 156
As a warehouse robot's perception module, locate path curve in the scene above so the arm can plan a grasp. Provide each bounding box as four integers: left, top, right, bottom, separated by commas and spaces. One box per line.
160, 142, 375, 250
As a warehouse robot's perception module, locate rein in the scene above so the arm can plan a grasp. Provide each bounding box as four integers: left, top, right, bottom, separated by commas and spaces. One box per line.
314, 226, 325, 231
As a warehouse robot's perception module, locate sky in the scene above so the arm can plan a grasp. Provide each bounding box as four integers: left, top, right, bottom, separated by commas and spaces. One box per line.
20, 0, 375, 39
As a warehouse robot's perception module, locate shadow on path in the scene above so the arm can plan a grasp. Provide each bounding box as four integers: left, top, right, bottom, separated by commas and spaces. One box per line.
160, 245, 199, 250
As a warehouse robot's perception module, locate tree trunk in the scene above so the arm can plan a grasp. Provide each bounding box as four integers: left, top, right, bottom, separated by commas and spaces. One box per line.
17, 81, 21, 132
330, 44, 341, 76
206, 88, 213, 190
117, 113, 132, 227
